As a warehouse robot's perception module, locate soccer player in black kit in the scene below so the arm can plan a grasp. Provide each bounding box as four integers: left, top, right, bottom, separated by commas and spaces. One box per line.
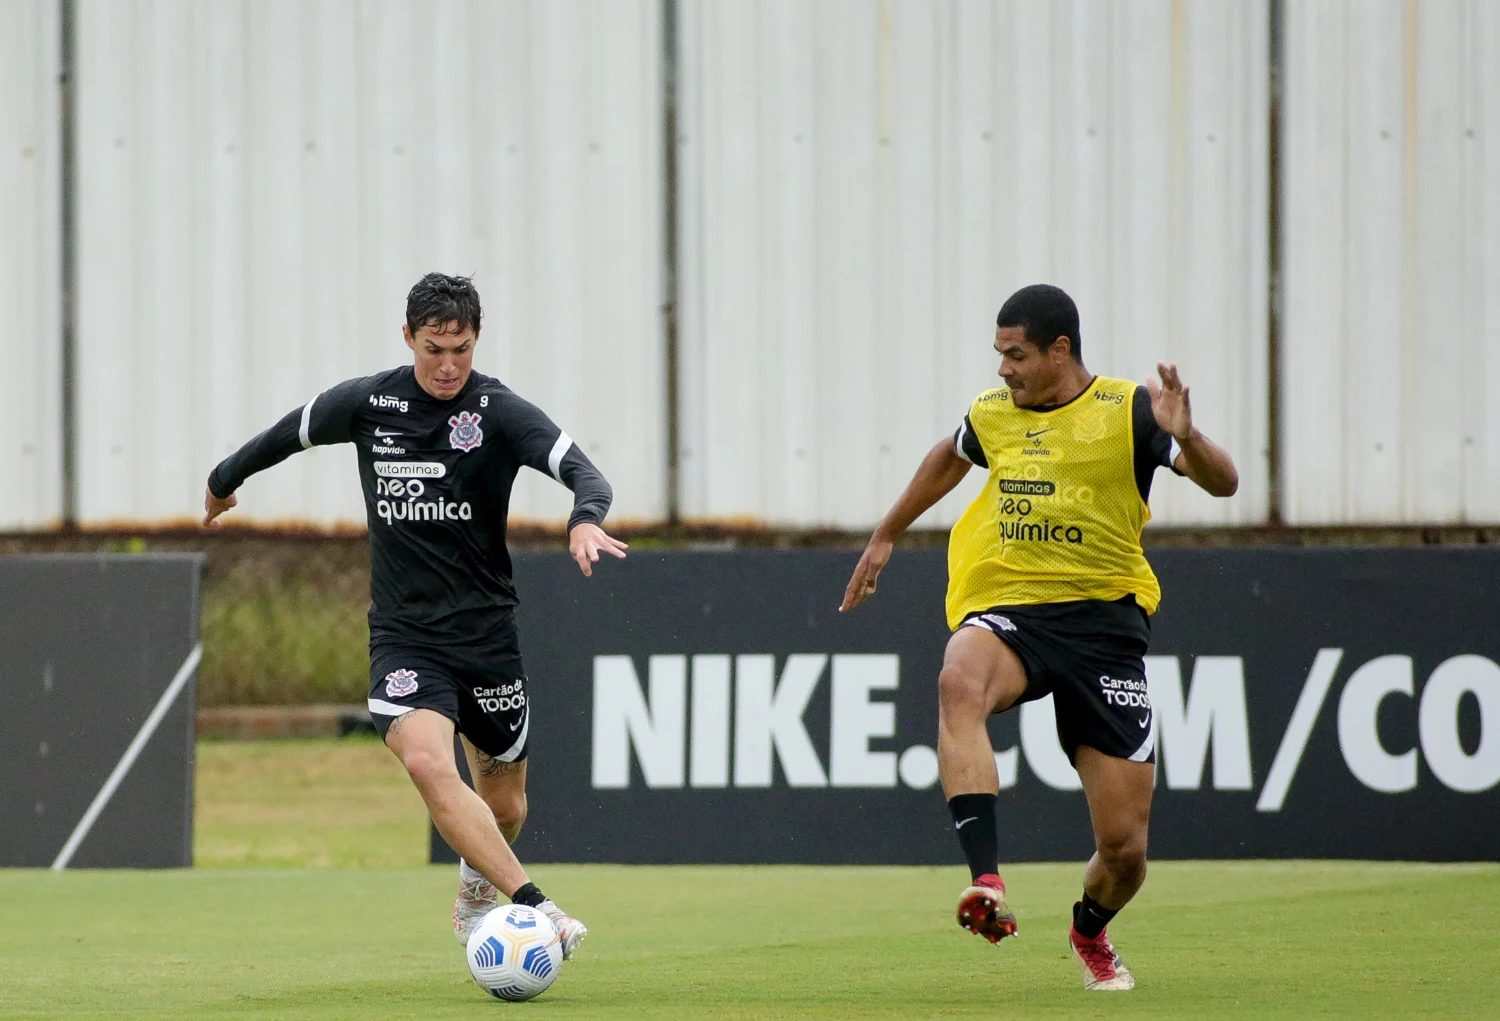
202, 273, 625, 958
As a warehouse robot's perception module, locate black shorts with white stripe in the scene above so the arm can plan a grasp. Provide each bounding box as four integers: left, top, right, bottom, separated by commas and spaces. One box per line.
960, 596, 1155, 765
367, 623, 530, 762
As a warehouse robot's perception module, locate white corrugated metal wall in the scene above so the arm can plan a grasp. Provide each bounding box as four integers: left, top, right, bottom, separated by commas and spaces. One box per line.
1282, 0, 1500, 524
676, 0, 1270, 529
73, 0, 665, 529
11, 2, 1495, 531
0, 0, 63, 530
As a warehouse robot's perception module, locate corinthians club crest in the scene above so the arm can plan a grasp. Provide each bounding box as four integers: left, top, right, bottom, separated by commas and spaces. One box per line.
384, 668, 419, 698
449, 410, 483, 453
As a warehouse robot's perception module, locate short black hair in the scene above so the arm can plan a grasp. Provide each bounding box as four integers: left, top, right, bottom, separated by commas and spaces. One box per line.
406, 272, 483, 337
995, 284, 1081, 360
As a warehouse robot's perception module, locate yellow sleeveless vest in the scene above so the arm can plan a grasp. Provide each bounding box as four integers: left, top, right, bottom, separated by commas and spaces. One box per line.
945, 375, 1162, 629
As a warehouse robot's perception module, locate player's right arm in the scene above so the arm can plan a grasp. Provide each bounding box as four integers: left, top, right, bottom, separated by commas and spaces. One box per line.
202, 377, 368, 527
839, 430, 975, 613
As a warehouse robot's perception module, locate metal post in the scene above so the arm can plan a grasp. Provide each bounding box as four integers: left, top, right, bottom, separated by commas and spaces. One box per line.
59, 0, 78, 529
1266, 0, 1284, 527
661, 0, 682, 527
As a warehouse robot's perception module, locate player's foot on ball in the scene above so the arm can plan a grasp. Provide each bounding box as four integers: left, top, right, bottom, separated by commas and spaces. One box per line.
956, 873, 1018, 944
538, 899, 588, 960
453, 870, 500, 945
1069, 913, 1134, 991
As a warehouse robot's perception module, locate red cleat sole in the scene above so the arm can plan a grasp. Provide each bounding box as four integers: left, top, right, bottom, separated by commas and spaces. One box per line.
957, 884, 1018, 944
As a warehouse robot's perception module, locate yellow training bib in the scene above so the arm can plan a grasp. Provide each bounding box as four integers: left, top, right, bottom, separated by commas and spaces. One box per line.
945, 375, 1162, 629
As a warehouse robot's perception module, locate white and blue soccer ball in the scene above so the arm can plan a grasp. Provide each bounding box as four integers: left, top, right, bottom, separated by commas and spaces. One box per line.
464, 904, 564, 1002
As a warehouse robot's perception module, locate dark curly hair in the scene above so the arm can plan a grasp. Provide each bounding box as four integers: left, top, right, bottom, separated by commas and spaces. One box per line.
405, 272, 483, 337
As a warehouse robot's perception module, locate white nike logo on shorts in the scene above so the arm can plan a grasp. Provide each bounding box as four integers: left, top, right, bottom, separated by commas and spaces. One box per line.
1136, 716, 1150, 728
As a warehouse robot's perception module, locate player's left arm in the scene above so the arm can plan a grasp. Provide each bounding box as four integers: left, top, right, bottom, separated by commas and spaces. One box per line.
1148, 362, 1239, 497
490, 388, 628, 577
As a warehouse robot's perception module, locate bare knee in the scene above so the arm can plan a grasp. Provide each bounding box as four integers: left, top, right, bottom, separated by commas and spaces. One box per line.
487, 791, 528, 842
400, 747, 461, 792
938, 664, 991, 721
1098, 832, 1148, 885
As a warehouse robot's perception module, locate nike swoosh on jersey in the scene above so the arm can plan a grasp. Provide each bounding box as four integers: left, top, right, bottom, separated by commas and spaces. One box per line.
1024, 428, 1052, 438
374, 427, 403, 437
1136, 716, 1150, 728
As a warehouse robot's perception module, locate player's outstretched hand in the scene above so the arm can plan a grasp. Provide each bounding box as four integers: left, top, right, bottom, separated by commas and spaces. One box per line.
569, 522, 628, 578
202, 487, 238, 527
1147, 361, 1194, 441
840, 534, 893, 613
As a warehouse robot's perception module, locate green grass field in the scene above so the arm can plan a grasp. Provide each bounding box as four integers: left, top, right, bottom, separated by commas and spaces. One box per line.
2, 739, 1496, 1020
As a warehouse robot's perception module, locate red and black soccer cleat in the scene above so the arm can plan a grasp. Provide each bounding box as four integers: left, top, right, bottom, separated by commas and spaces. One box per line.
1068, 912, 1135, 991
956, 873, 1018, 944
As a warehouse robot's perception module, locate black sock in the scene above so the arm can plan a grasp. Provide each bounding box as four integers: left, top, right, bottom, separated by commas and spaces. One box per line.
1073, 893, 1118, 939
510, 882, 546, 908
947, 793, 999, 882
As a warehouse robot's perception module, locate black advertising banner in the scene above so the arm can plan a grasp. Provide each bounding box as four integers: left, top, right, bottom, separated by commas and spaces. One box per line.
0, 554, 203, 868
434, 548, 1498, 865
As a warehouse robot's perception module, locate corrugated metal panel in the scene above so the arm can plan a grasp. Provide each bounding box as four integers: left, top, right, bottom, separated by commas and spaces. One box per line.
1282, 0, 1500, 524
75, 0, 665, 529
676, 0, 1270, 529
0, 0, 62, 530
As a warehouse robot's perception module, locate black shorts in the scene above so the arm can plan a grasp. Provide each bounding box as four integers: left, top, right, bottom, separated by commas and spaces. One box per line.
367, 622, 530, 762
961, 596, 1155, 765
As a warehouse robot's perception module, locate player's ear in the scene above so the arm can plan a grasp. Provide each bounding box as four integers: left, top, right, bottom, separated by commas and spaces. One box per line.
402, 323, 416, 351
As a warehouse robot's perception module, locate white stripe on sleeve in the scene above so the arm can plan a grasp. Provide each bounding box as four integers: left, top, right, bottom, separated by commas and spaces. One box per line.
546, 431, 574, 482
1168, 436, 1182, 466
298, 394, 319, 449
367, 698, 416, 717
954, 420, 974, 463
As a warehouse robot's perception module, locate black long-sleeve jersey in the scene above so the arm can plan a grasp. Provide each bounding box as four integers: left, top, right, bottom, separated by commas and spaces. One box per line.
208, 366, 612, 644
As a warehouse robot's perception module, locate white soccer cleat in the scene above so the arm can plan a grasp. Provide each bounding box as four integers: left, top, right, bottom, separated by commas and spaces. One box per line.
453, 863, 500, 945
1069, 919, 1135, 991
538, 898, 588, 960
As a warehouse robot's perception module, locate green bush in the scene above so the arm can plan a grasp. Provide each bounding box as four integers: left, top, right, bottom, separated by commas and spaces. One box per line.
197, 538, 372, 706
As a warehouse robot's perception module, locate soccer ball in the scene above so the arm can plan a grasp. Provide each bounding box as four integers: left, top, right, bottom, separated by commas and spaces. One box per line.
464, 904, 564, 1001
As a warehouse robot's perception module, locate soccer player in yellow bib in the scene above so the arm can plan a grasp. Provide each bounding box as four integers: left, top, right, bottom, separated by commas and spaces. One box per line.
841, 284, 1238, 991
